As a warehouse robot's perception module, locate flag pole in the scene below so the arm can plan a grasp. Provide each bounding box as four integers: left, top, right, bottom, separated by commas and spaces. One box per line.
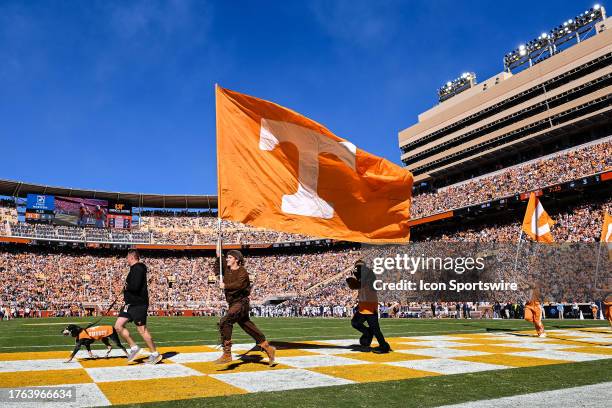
594, 240, 602, 290
215, 83, 224, 283
513, 229, 523, 273
533, 195, 540, 257
217, 217, 223, 281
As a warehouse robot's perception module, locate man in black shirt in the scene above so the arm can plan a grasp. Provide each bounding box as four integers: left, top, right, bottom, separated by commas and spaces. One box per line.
114, 250, 161, 364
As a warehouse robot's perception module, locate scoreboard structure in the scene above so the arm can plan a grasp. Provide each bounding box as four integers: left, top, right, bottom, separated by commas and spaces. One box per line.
107, 201, 132, 229
24, 194, 133, 229
25, 194, 55, 224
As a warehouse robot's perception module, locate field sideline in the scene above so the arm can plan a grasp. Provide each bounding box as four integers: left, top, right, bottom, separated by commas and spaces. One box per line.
1, 316, 607, 352
0, 317, 610, 407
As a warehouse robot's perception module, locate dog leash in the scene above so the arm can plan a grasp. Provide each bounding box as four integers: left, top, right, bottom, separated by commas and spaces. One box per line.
85, 298, 118, 332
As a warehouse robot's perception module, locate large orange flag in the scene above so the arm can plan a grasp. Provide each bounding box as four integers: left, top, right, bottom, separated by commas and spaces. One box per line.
215, 86, 413, 243
601, 211, 611, 259
521, 192, 555, 243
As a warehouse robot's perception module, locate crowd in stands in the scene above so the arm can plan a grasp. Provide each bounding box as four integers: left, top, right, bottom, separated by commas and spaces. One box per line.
1, 194, 610, 318
424, 198, 611, 243
0, 206, 17, 226
410, 141, 611, 218
0, 247, 360, 316
143, 217, 316, 245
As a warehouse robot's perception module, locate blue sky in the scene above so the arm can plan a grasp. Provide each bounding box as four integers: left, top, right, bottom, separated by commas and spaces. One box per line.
0, 0, 593, 195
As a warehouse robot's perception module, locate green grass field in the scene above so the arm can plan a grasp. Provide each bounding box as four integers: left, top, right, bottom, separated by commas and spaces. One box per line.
1, 317, 610, 407
0, 316, 607, 352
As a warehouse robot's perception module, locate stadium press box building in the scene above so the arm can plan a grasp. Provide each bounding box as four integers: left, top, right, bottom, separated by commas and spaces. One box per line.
399, 14, 612, 190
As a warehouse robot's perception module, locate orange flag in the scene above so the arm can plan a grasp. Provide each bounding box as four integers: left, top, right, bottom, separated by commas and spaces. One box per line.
215, 86, 413, 243
521, 192, 555, 243
601, 211, 611, 259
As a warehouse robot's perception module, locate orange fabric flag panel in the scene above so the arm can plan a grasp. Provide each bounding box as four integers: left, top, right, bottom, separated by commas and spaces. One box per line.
215, 86, 413, 243
602, 211, 612, 259
521, 192, 555, 243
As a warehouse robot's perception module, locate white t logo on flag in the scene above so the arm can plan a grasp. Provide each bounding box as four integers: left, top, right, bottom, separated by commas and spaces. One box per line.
259, 118, 356, 219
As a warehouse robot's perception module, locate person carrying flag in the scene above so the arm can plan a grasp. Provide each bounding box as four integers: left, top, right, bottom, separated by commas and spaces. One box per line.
214, 250, 276, 365
523, 281, 546, 337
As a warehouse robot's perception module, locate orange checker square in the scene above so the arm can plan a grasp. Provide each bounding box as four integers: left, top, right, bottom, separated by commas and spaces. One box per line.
184, 359, 293, 375
455, 354, 569, 367
562, 346, 612, 356
233, 348, 319, 358
310, 363, 440, 383
0, 351, 71, 361
542, 339, 596, 347
343, 351, 434, 363
98, 375, 247, 405
0, 369, 93, 387
157, 345, 219, 354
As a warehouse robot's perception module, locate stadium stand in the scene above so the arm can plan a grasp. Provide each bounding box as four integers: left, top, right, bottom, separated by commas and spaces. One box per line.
411, 139, 611, 218
1, 195, 608, 318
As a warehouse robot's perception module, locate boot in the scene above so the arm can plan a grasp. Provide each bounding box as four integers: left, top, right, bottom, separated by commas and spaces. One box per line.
259, 340, 276, 364
214, 341, 232, 364
372, 342, 391, 354
359, 331, 373, 348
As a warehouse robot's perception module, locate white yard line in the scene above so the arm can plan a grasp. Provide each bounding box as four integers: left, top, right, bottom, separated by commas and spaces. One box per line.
437, 382, 612, 408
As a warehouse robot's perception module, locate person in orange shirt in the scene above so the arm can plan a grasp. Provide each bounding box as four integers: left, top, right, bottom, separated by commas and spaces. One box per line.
347, 260, 391, 353
604, 296, 612, 329
523, 284, 546, 337
593, 288, 611, 329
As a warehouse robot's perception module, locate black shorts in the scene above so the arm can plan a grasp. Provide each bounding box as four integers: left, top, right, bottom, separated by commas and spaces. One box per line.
118, 304, 148, 326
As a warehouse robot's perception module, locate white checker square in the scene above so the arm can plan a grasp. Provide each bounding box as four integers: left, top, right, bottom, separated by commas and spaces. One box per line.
400, 336, 465, 341
510, 350, 610, 362
507, 342, 578, 350
230, 343, 259, 350
319, 339, 360, 346
0, 359, 71, 373
299, 347, 359, 355
573, 337, 612, 345
0, 383, 110, 408
211, 368, 353, 392
86, 363, 203, 382
397, 348, 489, 358
166, 352, 231, 363
388, 358, 509, 374
75, 349, 126, 359
276, 354, 368, 368
406, 340, 478, 348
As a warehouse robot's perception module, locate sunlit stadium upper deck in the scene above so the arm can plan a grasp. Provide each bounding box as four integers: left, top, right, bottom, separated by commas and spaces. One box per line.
399, 12, 612, 187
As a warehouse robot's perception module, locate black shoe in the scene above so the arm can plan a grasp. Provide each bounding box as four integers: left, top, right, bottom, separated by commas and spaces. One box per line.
359, 332, 373, 347
372, 343, 391, 354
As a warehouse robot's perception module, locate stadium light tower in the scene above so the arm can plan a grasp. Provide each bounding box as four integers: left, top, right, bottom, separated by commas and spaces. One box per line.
504, 4, 607, 72
437, 72, 477, 103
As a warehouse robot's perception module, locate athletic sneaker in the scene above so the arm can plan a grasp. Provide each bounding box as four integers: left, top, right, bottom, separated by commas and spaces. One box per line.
127, 346, 141, 362
146, 352, 162, 365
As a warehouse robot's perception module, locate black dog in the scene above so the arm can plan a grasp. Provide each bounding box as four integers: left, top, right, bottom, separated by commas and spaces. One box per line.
62, 324, 128, 362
